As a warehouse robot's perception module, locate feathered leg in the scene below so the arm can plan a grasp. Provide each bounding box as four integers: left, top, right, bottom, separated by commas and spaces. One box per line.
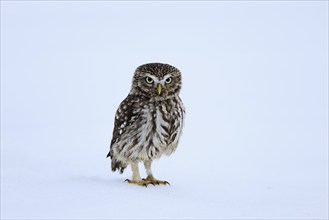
143, 161, 170, 185
125, 162, 150, 187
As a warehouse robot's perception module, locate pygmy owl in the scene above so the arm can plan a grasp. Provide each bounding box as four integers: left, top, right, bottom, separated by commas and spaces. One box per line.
107, 63, 185, 186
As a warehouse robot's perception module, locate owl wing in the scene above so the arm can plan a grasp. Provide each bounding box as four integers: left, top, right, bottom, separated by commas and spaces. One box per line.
168, 96, 185, 145
107, 94, 141, 158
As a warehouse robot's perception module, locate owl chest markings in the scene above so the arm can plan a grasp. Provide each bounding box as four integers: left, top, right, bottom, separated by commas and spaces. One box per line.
114, 96, 183, 159
140, 100, 172, 148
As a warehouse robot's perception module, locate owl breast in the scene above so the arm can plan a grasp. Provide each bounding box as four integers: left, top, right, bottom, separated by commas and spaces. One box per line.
112, 95, 185, 163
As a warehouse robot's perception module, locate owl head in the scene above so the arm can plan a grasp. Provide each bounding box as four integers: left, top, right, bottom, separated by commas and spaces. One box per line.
131, 63, 182, 99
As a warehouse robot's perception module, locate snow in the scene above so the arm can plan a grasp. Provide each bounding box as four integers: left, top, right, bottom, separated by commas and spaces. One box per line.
1, 1, 328, 219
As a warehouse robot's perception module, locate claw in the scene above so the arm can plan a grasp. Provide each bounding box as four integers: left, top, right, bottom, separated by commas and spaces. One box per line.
142, 178, 155, 186
126, 177, 169, 186
124, 179, 150, 187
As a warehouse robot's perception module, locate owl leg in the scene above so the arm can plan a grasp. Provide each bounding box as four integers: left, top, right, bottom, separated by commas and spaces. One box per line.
143, 161, 170, 185
125, 162, 150, 187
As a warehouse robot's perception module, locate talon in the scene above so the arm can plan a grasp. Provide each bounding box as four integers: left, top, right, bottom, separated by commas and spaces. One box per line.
164, 181, 170, 186
124, 179, 129, 182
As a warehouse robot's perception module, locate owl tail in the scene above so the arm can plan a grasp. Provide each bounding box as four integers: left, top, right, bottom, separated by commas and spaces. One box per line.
108, 153, 126, 174
112, 159, 127, 174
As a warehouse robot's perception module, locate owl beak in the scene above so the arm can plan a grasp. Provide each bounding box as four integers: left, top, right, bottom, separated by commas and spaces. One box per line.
157, 84, 162, 95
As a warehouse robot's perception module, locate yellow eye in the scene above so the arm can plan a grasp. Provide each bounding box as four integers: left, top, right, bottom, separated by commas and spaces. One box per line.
145, 77, 154, 84
165, 77, 172, 84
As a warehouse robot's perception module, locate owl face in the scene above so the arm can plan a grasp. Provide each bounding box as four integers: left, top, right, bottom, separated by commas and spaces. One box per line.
131, 63, 182, 99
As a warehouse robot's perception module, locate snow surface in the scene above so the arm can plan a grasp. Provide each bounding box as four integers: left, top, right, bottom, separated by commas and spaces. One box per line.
1, 1, 328, 219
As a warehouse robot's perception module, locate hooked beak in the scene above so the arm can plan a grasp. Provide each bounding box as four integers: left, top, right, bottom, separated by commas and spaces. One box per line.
157, 84, 162, 95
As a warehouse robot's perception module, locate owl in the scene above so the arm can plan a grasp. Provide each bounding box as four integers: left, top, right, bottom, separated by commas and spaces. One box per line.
107, 63, 185, 187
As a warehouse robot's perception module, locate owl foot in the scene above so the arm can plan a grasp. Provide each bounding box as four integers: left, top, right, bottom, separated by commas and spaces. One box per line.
142, 177, 170, 186
124, 179, 154, 187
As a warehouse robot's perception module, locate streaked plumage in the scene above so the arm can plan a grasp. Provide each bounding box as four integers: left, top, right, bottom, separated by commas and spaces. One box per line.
107, 63, 185, 186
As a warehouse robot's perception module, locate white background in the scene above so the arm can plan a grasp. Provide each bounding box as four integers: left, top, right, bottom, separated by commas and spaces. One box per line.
1, 1, 328, 219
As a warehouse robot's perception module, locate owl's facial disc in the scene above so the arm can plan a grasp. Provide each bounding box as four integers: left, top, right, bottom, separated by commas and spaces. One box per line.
143, 74, 172, 97
135, 72, 178, 99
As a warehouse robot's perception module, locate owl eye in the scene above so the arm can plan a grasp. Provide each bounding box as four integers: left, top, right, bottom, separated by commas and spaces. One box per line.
165, 77, 172, 84
145, 77, 154, 84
